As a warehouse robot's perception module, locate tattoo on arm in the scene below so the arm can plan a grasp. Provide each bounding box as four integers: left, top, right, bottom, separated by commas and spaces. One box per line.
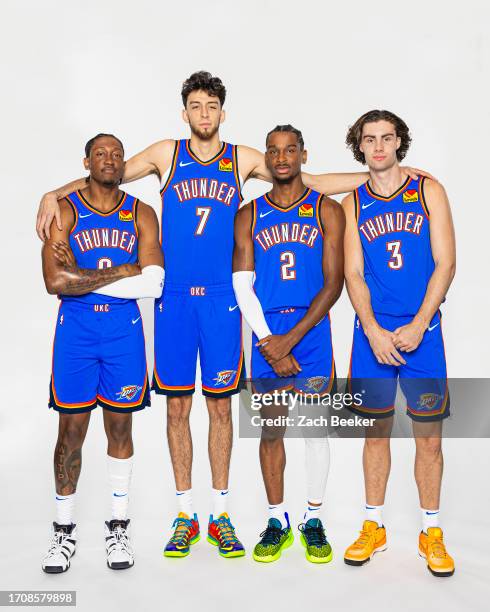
59, 265, 136, 295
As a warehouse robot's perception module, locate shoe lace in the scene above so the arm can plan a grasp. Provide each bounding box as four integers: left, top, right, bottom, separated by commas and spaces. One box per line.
215, 516, 239, 545
259, 525, 283, 546
298, 523, 327, 546
45, 529, 71, 558
429, 536, 447, 558
109, 524, 131, 552
352, 528, 375, 549
169, 517, 193, 544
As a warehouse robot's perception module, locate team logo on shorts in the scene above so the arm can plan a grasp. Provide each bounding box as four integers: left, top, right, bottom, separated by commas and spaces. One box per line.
119, 210, 133, 221
305, 376, 328, 393
116, 385, 142, 401
219, 158, 233, 172
299, 203, 314, 217
417, 393, 442, 410
213, 370, 236, 386
402, 190, 419, 203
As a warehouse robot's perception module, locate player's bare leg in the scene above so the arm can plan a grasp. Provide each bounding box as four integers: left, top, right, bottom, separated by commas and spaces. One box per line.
206, 397, 232, 491
103, 411, 133, 458
364, 416, 394, 508
167, 395, 194, 491
54, 413, 91, 496
413, 420, 443, 510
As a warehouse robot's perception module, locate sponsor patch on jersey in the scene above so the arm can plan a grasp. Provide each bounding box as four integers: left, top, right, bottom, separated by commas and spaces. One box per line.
417, 393, 442, 410
213, 370, 236, 386
299, 203, 314, 217
119, 209, 133, 221
305, 376, 328, 393
402, 190, 418, 203
218, 158, 233, 172
116, 385, 142, 401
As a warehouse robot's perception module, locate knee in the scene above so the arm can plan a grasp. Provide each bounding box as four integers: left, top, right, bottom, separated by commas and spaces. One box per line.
364, 437, 390, 451
207, 398, 231, 425
167, 398, 191, 427
416, 436, 442, 457
106, 419, 132, 446
58, 422, 85, 449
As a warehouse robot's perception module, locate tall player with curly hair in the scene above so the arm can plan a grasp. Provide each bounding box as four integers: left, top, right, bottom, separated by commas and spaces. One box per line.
36, 77, 428, 560
341, 110, 456, 577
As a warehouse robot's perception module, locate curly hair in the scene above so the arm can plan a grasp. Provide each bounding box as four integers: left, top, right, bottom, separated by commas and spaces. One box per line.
85, 133, 124, 158
346, 110, 411, 164
181, 71, 226, 107
266, 124, 304, 150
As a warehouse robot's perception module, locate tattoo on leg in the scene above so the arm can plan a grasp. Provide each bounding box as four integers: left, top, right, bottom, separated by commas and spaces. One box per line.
55, 444, 82, 495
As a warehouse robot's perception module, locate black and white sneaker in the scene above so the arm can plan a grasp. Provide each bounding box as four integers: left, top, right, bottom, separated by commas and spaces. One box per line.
105, 519, 134, 570
42, 522, 77, 574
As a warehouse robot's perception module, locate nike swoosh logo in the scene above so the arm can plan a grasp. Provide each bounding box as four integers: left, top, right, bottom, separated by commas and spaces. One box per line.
228, 305, 239, 311
428, 322, 440, 332
79, 212, 93, 218
56, 497, 67, 501
221, 491, 229, 496
132, 317, 141, 324
259, 210, 273, 218
179, 161, 195, 167
425, 511, 439, 515
176, 492, 185, 496
361, 200, 376, 210
113, 493, 127, 497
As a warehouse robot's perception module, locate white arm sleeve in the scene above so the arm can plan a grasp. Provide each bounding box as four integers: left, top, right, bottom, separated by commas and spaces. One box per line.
93, 265, 164, 299
232, 270, 271, 340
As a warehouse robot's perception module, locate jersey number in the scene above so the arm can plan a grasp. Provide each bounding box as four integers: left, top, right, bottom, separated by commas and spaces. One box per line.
280, 251, 296, 280
98, 257, 113, 269
386, 240, 403, 270
195, 207, 211, 236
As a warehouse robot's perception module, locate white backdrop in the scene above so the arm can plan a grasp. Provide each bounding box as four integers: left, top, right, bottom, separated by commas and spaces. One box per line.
1, 1, 489, 610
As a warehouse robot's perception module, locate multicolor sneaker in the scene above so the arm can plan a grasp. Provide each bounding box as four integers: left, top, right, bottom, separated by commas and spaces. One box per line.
253, 514, 294, 563
418, 527, 455, 577
298, 518, 333, 564
344, 520, 387, 566
207, 513, 245, 558
163, 512, 200, 558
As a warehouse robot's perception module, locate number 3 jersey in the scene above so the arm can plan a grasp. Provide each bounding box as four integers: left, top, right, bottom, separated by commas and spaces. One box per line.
64, 190, 139, 305
355, 176, 435, 316
252, 189, 325, 312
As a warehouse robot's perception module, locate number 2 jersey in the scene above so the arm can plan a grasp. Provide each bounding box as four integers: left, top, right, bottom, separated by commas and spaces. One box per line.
252, 188, 325, 312
355, 176, 435, 316
63, 190, 139, 305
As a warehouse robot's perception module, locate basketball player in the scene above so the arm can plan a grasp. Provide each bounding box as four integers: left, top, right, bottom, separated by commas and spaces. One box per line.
41, 134, 163, 572
36, 72, 426, 559
233, 125, 345, 563
341, 111, 456, 577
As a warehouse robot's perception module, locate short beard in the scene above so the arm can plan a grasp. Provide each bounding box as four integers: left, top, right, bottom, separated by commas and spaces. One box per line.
190, 124, 219, 141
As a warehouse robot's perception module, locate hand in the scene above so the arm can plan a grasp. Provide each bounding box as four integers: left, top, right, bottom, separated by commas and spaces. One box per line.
392, 320, 425, 352
400, 166, 438, 182
52, 241, 77, 271
256, 334, 295, 364
37, 192, 62, 241
272, 354, 302, 377
365, 324, 407, 366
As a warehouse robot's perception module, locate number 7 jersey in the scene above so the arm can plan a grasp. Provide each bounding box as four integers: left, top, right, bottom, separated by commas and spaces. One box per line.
355, 176, 435, 316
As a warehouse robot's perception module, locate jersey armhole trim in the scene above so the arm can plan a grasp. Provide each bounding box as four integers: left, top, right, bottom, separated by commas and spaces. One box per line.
353, 189, 360, 222
316, 193, 325, 237
160, 140, 179, 195
251, 199, 257, 236
65, 194, 78, 234
133, 197, 140, 237
232, 144, 243, 202
419, 177, 430, 218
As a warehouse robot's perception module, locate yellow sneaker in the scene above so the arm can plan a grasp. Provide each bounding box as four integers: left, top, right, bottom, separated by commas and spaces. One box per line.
344, 520, 387, 566
418, 527, 455, 577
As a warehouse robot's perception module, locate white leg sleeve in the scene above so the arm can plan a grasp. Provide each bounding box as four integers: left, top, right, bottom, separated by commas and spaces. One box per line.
304, 437, 330, 503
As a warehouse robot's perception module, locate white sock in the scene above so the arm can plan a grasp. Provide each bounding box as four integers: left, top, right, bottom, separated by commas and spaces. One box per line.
421, 507, 440, 532
176, 489, 193, 517
304, 499, 323, 522
55, 493, 75, 525
304, 436, 329, 514
365, 503, 384, 526
107, 455, 133, 520
212, 488, 229, 518
268, 502, 288, 529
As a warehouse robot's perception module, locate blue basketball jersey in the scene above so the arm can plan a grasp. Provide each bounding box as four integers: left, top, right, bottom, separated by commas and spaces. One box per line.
355, 176, 434, 316
252, 189, 324, 313
64, 190, 139, 305
160, 140, 242, 287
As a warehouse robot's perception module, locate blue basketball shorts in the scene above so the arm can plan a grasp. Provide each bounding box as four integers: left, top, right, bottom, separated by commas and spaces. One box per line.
152, 283, 244, 397
251, 308, 336, 396
49, 300, 150, 414
348, 311, 449, 421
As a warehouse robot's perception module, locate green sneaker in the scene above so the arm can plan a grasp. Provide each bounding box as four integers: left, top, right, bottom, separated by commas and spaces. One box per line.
253, 514, 294, 563
299, 518, 333, 564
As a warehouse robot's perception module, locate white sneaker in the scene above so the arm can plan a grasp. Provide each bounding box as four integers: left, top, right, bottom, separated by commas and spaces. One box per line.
42, 522, 77, 573
105, 519, 134, 569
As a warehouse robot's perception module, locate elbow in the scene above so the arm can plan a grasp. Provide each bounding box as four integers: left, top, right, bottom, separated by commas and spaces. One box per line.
45, 277, 62, 295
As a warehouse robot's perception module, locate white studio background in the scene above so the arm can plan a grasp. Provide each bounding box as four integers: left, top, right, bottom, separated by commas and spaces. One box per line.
1, 1, 489, 611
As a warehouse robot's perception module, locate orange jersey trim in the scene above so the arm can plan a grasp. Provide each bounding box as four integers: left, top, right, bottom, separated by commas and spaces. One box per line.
232, 144, 243, 202
201, 323, 244, 393
65, 194, 79, 233
365, 176, 411, 202
418, 177, 430, 218
77, 190, 127, 216
264, 188, 312, 213
185, 139, 226, 166
316, 192, 325, 237
97, 378, 148, 408
353, 189, 360, 222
